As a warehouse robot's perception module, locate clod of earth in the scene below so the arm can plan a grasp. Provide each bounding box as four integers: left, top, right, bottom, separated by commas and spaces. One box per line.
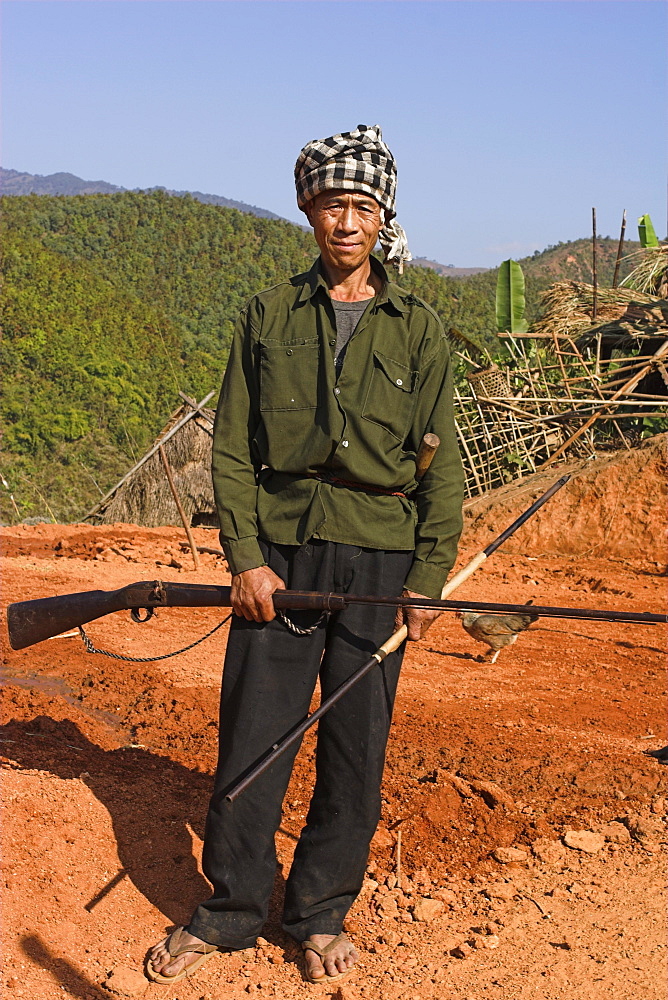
483, 882, 518, 901
103, 965, 148, 996
598, 821, 632, 844
412, 897, 445, 922
563, 830, 605, 854
624, 814, 665, 845
492, 846, 529, 864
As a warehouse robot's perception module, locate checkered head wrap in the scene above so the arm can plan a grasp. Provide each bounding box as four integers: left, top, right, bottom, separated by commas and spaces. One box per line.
295, 124, 412, 274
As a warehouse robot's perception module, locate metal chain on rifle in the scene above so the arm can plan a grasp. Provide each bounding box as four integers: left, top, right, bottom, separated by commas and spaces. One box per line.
77, 612, 233, 662
277, 610, 329, 636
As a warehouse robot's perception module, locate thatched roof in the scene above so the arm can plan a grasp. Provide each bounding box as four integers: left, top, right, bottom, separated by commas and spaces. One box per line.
93, 402, 218, 527
530, 280, 664, 343
580, 298, 668, 347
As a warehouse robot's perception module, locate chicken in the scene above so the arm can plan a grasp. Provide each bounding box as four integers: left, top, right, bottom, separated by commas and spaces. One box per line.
458, 606, 539, 663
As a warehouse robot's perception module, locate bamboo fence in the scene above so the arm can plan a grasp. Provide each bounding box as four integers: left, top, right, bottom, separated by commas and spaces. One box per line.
453, 337, 668, 498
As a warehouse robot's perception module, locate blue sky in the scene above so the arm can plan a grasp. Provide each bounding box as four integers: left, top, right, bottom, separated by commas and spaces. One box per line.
2, 1, 665, 266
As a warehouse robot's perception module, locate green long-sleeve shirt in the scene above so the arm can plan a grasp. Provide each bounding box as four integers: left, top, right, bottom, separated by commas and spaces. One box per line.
212, 256, 464, 599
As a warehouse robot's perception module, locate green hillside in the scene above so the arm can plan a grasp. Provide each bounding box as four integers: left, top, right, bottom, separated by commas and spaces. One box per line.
0, 191, 642, 523
518, 235, 641, 284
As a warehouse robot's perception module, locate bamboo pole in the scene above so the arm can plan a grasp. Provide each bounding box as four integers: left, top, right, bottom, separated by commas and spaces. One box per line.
469, 384, 506, 486
532, 346, 565, 453
541, 339, 668, 467
159, 445, 201, 571
592, 207, 598, 321
178, 390, 214, 427
612, 209, 627, 289
454, 418, 484, 494
455, 388, 491, 491
475, 393, 667, 406
477, 402, 665, 430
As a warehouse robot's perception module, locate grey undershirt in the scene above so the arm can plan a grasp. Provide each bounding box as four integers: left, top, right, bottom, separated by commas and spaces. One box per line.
332, 298, 373, 374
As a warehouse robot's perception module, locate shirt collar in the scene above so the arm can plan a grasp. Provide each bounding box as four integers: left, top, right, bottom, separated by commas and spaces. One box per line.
297, 256, 410, 314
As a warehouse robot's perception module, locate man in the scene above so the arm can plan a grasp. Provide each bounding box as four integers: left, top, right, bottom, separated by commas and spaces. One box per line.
148, 124, 464, 986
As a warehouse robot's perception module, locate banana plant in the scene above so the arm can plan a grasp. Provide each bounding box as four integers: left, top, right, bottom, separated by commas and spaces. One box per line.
496, 259, 528, 333
638, 213, 659, 248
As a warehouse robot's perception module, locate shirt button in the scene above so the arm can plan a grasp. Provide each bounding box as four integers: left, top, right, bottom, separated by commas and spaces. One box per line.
396, 378, 403, 386
286, 349, 293, 356
342, 439, 349, 447
330, 339, 336, 346
334, 387, 341, 395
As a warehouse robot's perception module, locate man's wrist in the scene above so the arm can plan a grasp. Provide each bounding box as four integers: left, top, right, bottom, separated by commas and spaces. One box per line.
221, 536, 266, 576
404, 559, 447, 600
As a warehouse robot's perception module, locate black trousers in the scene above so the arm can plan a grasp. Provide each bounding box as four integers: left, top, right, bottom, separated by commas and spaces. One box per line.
187, 539, 412, 949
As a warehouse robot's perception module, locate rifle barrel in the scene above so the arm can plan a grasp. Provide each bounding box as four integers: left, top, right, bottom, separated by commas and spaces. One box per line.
272, 591, 666, 625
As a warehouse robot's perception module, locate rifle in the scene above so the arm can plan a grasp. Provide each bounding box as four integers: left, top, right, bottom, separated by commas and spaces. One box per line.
7, 581, 666, 652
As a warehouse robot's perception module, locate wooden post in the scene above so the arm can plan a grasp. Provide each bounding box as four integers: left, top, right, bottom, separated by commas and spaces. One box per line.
612, 209, 627, 289
158, 445, 200, 571
592, 207, 598, 321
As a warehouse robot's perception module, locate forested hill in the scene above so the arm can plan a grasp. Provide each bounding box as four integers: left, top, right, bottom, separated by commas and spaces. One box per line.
0, 167, 287, 221
0, 191, 640, 523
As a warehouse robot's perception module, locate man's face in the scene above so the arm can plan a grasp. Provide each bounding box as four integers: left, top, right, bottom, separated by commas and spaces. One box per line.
305, 189, 383, 274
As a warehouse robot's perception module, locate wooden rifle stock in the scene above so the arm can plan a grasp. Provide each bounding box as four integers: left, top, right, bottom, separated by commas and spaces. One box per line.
6, 582, 233, 651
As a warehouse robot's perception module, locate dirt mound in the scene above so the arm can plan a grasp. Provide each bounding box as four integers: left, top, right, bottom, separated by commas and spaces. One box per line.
462, 433, 667, 567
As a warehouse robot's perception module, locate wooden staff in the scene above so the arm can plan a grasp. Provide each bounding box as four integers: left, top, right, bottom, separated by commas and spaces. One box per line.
158, 445, 200, 571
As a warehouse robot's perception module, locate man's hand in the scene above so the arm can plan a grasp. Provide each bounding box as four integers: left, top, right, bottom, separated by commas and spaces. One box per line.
394, 589, 442, 641
231, 566, 286, 622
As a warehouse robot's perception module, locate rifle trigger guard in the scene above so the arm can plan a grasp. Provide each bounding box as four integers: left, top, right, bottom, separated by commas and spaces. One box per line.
131, 607, 155, 624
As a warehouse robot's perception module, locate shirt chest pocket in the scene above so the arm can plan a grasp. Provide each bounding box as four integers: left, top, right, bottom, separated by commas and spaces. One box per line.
259, 340, 320, 411
362, 350, 418, 440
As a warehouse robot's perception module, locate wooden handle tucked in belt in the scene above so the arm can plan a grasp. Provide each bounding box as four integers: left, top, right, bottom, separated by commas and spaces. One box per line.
415, 433, 440, 481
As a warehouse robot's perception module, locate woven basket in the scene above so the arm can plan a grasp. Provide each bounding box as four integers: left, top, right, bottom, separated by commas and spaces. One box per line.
468, 366, 511, 399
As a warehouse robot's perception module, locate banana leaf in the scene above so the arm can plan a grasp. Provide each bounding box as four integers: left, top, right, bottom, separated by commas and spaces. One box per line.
496, 259, 528, 333
638, 214, 659, 248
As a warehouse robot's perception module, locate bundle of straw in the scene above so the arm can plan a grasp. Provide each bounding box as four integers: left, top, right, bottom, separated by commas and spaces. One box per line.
530, 281, 654, 340
621, 245, 668, 298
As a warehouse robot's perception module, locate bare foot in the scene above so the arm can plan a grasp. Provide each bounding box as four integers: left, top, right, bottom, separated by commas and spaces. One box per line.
303, 933, 358, 982
148, 928, 210, 979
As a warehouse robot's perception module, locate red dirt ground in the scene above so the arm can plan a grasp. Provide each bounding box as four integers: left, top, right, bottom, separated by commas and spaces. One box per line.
2, 435, 666, 1000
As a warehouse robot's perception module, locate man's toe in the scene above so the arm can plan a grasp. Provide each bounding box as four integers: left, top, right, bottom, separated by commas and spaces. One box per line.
304, 951, 326, 980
